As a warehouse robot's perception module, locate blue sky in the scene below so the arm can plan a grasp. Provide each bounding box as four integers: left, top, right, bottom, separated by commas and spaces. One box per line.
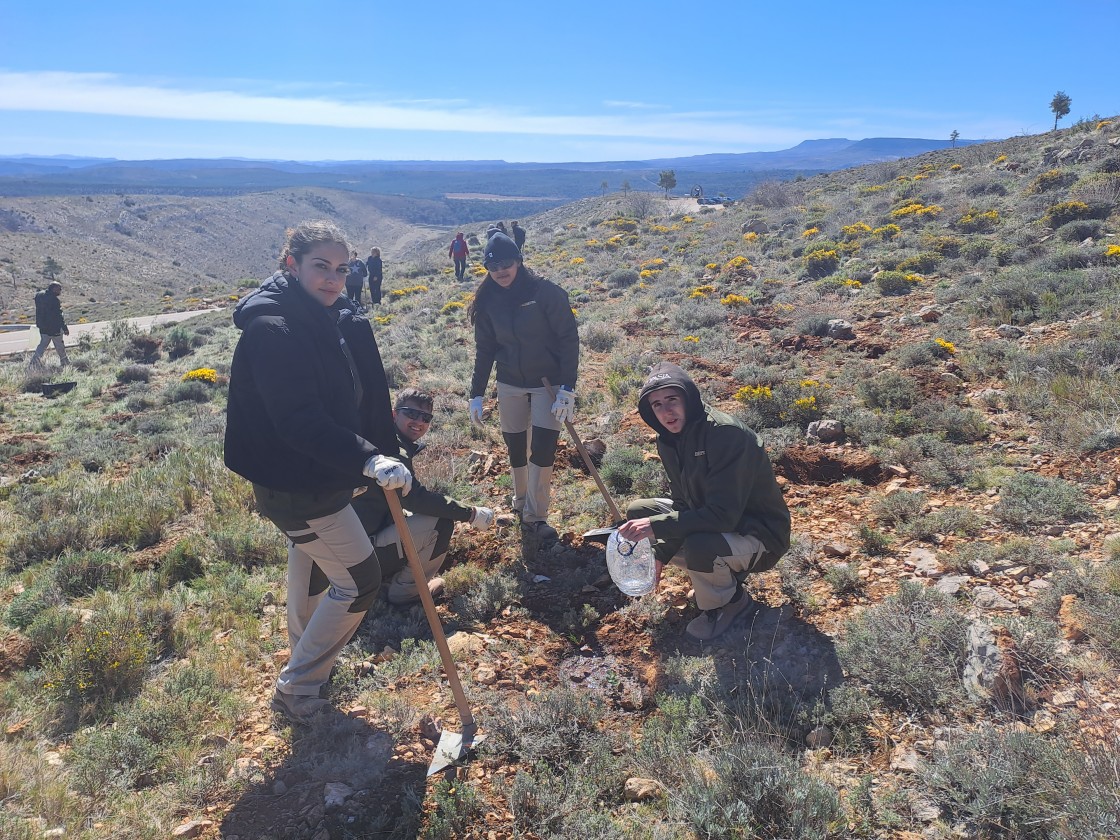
1, 0, 1117, 163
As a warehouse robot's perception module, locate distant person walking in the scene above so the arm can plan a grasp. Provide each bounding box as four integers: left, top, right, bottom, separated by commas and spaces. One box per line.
511, 220, 526, 252
448, 232, 470, 281
28, 281, 69, 367
366, 247, 384, 305
485, 224, 500, 241
496, 221, 508, 236
468, 232, 579, 546
346, 250, 368, 308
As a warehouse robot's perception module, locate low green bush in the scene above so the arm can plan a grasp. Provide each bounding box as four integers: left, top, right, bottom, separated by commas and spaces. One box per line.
874, 270, 918, 295
994, 472, 1093, 530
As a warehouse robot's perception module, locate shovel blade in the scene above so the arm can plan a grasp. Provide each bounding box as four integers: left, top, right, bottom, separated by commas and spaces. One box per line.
427, 727, 485, 776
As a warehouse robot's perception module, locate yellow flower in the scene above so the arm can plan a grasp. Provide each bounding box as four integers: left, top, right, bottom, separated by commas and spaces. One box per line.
182, 368, 217, 383
994, 154, 1007, 163
570, 257, 585, 265
934, 338, 957, 355
689, 284, 716, 298
742, 231, 759, 242
735, 385, 772, 402
720, 293, 751, 308
802, 227, 820, 238
683, 335, 699, 343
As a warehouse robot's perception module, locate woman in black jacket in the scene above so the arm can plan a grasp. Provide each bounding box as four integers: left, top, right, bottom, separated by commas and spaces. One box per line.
365, 247, 384, 305
224, 220, 411, 723
467, 233, 579, 544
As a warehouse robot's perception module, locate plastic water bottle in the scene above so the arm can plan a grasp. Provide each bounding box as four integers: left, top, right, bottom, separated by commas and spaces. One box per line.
606, 531, 656, 596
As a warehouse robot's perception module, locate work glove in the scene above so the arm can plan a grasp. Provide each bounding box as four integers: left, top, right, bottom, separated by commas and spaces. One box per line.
363, 454, 412, 495
551, 388, 576, 423
469, 507, 495, 530
62, 326, 70, 336
468, 396, 484, 426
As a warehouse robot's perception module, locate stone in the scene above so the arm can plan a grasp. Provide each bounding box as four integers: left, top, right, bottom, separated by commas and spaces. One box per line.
822, 542, 851, 558
963, 621, 1026, 712
474, 665, 498, 685
806, 725, 833, 748
972, 587, 1015, 610
807, 418, 845, 442
324, 782, 354, 808
446, 632, 486, 656
996, 324, 1024, 339
172, 821, 214, 838
623, 777, 665, 801
935, 575, 970, 596
826, 319, 855, 340
273, 779, 289, 796
908, 547, 941, 576
917, 305, 942, 322
1057, 594, 1087, 642
889, 745, 921, 773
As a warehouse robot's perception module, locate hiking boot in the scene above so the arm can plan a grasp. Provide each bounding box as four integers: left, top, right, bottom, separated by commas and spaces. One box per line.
387, 575, 445, 606
521, 520, 559, 543
685, 589, 756, 642
270, 689, 330, 724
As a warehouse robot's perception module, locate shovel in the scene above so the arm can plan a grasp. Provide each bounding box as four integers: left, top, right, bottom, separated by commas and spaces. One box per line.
382, 486, 484, 776
541, 377, 625, 541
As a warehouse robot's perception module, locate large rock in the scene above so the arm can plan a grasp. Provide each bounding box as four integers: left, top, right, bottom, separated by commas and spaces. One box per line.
963, 621, 1026, 712
826, 319, 855, 340
807, 419, 845, 443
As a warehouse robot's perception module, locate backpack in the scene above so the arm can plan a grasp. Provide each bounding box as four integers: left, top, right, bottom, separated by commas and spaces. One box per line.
451, 238, 468, 257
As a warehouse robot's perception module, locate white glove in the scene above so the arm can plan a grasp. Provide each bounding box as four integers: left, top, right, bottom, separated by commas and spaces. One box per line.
469, 506, 495, 530
551, 388, 576, 423
363, 454, 413, 495
468, 396, 484, 426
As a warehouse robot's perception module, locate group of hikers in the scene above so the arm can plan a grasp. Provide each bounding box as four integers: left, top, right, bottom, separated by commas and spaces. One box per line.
221, 218, 791, 723
344, 247, 384, 310
448, 220, 526, 281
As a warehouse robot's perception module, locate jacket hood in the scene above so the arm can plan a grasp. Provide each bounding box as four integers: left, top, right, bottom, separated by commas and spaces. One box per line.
233, 271, 359, 331
637, 362, 705, 438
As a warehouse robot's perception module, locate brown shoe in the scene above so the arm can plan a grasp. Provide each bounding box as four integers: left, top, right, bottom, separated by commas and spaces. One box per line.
685, 590, 756, 642
270, 690, 330, 724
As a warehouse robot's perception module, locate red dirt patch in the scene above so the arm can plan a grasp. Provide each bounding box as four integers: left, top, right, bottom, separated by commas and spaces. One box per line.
775, 444, 884, 485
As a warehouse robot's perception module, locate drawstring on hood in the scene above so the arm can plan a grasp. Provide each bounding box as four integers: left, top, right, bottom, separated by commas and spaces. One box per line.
637, 362, 705, 439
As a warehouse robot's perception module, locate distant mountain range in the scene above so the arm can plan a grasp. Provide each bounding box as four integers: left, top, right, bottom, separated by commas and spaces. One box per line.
0, 136, 984, 218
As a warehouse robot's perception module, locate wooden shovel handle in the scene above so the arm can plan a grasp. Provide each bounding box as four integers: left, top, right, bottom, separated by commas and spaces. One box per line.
382, 486, 475, 729
542, 377, 624, 524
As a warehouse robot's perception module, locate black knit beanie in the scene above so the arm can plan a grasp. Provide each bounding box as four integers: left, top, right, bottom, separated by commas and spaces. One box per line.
483, 232, 522, 267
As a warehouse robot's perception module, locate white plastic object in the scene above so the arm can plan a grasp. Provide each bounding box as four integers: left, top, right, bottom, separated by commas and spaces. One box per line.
605, 531, 656, 596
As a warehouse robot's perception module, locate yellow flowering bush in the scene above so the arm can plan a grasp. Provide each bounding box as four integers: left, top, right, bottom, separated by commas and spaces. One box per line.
994, 154, 1008, 163
641, 258, 667, 269
600, 217, 638, 232
949, 163, 962, 171
956, 209, 1000, 232
873, 224, 902, 239
373, 315, 393, 325
44, 616, 152, 718
441, 300, 466, 314
720, 293, 752, 309
742, 231, 759, 242
681, 216, 695, 224
1104, 244, 1120, 260
860, 184, 887, 193
182, 368, 217, 383
723, 256, 754, 276
389, 284, 429, 298
705, 263, 720, 271
891, 202, 943, 219
802, 227, 820, 238
1043, 201, 1092, 227
1096, 120, 1112, 131
803, 248, 840, 278
570, 257, 585, 265
689, 285, 716, 299
735, 384, 772, 402
934, 338, 957, 355
841, 222, 872, 239
683, 335, 699, 343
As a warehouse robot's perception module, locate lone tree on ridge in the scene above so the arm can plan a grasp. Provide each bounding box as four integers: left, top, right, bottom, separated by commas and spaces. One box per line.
950, 130, 960, 147
658, 169, 677, 198
1050, 91, 1072, 131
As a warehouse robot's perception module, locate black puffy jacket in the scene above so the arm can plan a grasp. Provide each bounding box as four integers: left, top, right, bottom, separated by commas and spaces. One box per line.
224, 273, 397, 494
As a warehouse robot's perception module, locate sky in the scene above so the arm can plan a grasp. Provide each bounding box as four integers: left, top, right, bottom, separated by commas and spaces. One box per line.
1, 0, 1117, 164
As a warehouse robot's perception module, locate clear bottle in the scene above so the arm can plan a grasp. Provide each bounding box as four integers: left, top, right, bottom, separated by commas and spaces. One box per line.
605, 531, 656, 596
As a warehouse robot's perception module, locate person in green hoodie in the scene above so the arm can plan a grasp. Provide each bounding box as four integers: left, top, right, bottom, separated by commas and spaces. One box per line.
618, 362, 790, 642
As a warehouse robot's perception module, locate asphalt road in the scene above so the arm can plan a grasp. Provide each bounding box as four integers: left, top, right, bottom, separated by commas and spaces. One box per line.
0, 309, 217, 358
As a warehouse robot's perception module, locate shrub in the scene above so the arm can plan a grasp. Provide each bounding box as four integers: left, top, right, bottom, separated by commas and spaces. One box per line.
955, 209, 1000, 232
606, 268, 639, 288
123, 334, 163, 363
994, 472, 1092, 530
1056, 219, 1103, 242
858, 371, 919, 410
445, 564, 522, 628
579, 321, 618, 353
160, 537, 207, 585
874, 270, 919, 295
1043, 200, 1093, 227
600, 446, 666, 497
53, 549, 124, 597
824, 563, 863, 597
164, 325, 205, 360
165, 380, 212, 403
896, 252, 940, 273
1030, 168, 1076, 193
872, 491, 927, 528
803, 248, 840, 278
838, 582, 969, 711
116, 364, 151, 384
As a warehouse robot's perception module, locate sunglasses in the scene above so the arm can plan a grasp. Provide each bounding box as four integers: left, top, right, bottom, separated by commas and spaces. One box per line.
485, 259, 518, 272
397, 406, 434, 423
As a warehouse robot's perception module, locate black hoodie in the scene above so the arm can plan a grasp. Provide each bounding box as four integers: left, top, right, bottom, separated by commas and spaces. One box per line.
224, 272, 397, 494
637, 362, 790, 559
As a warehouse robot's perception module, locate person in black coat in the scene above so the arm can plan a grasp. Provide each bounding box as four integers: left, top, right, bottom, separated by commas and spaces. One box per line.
28, 281, 69, 367
365, 247, 384, 305
224, 220, 411, 723
467, 233, 579, 545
